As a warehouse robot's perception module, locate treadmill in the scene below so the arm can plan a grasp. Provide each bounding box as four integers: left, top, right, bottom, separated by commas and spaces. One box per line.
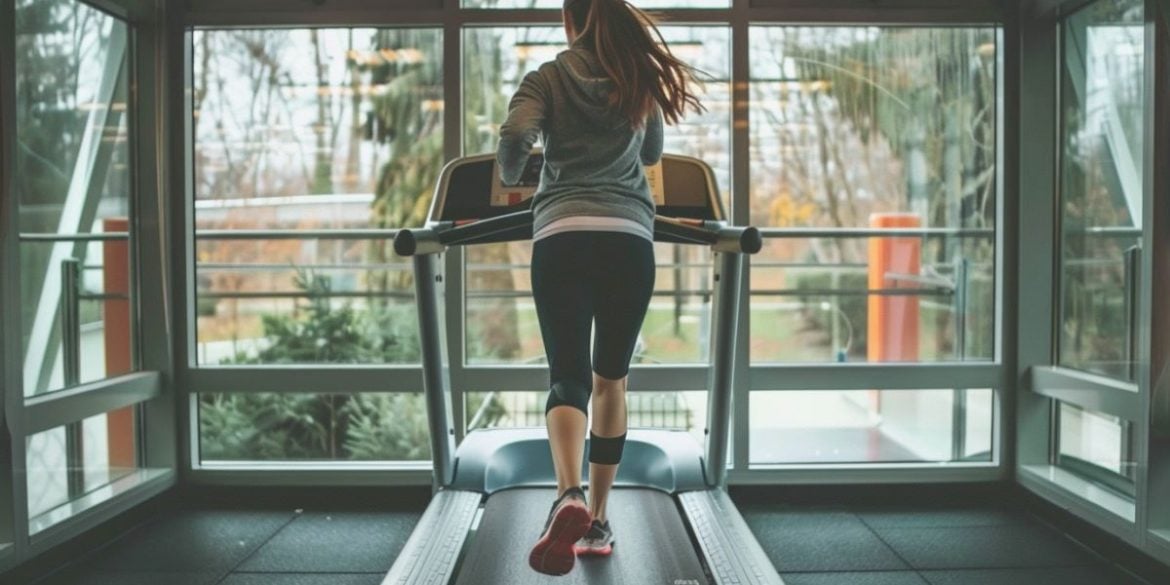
384, 152, 783, 585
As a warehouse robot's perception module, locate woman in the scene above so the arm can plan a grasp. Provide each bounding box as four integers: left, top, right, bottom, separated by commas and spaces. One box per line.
496, 0, 704, 576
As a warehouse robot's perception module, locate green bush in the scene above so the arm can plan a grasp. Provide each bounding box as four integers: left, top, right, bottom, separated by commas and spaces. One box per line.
199, 270, 429, 461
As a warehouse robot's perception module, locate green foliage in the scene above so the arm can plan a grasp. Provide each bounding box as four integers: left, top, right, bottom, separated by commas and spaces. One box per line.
230, 271, 419, 365
345, 393, 432, 460
199, 270, 428, 461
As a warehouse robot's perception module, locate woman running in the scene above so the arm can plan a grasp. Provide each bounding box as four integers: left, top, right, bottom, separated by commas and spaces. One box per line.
496, 0, 704, 576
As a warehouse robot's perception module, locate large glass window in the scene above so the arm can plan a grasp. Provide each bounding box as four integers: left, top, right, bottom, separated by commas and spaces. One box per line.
462, 26, 729, 365
192, 28, 442, 365
15, 0, 134, 395
1056, 403, 1136, 496
1058, 0, 1146, 379
749, 27, 998, 364
26, 409, 139, 532
749, 389, 994, 464
197, 393, 430, 463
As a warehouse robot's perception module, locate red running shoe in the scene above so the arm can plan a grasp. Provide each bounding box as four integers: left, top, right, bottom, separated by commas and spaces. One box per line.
528, 487, 592, 576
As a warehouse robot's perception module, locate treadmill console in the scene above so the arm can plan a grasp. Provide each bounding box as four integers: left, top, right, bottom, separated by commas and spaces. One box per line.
432, 153, 723, 223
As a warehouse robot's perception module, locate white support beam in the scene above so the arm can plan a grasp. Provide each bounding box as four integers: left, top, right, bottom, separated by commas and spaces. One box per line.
23, 372, 161, 435
1030, 366, 1141, 421
23, 24, 130, 395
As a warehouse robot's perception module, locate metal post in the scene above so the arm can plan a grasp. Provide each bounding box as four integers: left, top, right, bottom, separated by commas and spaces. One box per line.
60, 259, 81, 388
705, 251, 744, 488
413, 253, 455, 489
954, 257, 969, 361
952, 256, 969, 461
673, 244, 683, 336
1124, 245, 1141, 381
60, 258, 86, 497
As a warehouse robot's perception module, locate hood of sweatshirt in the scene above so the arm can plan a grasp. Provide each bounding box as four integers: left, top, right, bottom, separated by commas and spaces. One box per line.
551, 40, 627, 129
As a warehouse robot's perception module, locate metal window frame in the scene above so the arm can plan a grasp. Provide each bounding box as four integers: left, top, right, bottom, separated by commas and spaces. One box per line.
1, 0, 21, 566
0, 0, 178, 574
1016, 0, 1169, 563
173, 0, 1011, 487
6, 0, 1169, 575
24, 0, 1167, 577
1146, 0, 1170, 566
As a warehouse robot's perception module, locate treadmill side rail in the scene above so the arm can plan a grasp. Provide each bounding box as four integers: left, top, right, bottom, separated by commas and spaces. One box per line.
680, 489, 787, 585
381, 489, 482, 585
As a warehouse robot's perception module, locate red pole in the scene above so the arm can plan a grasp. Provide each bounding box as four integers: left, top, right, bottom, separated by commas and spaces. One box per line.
867, 213, 922, 416
867, 212, 922, 363
103, 217, 136, 470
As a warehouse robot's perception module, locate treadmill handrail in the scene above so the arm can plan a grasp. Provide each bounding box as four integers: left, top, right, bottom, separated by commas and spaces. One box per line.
394, 211, 762, 257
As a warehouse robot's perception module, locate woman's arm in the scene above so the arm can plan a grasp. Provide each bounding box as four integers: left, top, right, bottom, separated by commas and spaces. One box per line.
497, 69, 550, 186
640, 105, 664, 166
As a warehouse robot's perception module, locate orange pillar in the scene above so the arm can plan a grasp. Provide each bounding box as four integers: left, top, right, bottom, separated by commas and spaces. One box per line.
867, 212, 921, 363
103, 218, 136, 470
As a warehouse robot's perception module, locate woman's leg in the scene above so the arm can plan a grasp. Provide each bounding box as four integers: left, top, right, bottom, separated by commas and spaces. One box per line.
528, 234, 596, 575
588, 233, 655, 523
588, 373, 627, 521
548, 406, 587, 494
531, 233, 594, 495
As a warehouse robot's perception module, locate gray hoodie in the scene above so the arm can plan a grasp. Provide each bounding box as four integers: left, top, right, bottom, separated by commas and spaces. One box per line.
496, 39, 664, 238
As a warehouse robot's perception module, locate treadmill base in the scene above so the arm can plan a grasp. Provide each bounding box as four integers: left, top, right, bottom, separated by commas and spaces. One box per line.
455, 487, 710, 585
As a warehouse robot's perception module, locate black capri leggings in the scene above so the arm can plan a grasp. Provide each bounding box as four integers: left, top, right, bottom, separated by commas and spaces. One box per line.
531, 231, 656, 416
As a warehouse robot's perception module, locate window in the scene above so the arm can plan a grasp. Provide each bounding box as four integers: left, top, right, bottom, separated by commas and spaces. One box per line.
192, 28, 442, 365
1056, 403, 1135, 496
15, 0, 134, 395
749, 389, 993, 464
26, 409, 139, 533
197, 393, 431, 463
1058, 0, 1146, 379
462, 26, 730, 365
749, 27, 999, 364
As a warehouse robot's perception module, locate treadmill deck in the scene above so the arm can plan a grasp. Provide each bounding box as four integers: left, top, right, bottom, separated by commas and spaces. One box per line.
454, 487, 710, 584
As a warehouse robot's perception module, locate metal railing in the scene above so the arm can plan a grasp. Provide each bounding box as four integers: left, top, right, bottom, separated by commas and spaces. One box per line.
466, 391, 693, 432
20, 232, 130, 242
33, 226, 1141, 375
759, 227, 994, 238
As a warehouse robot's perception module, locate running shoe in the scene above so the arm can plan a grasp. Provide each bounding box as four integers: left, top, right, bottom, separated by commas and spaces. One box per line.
574, 519, 614, 556
528, 487, 592, 576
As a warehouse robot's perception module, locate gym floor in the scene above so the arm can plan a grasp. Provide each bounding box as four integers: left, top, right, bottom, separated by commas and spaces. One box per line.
17, 486, 1166, 585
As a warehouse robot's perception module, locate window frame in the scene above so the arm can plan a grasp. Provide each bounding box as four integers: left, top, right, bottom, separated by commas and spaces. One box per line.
6, 0, 1170, 577
1016, 0, 1168, 567
0, 0, 176, 573
175, 1, 1009, 490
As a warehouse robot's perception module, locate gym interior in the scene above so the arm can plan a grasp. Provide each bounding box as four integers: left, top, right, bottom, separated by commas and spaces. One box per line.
1, 0, 1170, 584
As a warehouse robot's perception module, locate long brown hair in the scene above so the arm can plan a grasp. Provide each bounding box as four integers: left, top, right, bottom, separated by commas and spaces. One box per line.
564, 0, 705, 127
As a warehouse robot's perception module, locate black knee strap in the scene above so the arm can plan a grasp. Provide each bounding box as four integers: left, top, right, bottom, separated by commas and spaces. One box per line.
588, 432, 627, 465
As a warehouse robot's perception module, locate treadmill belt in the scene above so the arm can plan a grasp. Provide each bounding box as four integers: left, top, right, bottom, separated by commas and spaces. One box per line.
455, 487, 710, 584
